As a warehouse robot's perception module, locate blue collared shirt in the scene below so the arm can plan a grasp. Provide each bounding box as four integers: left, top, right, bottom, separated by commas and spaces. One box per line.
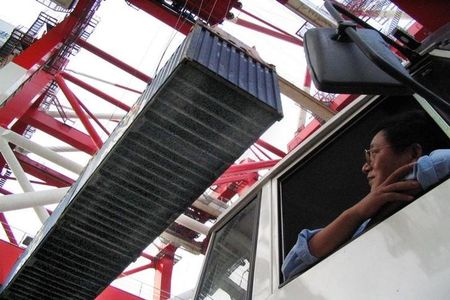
281, 149, 450, 280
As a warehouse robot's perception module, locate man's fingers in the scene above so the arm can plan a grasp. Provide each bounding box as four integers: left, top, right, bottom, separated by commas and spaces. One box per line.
382, 192, 415, 203
384, 163, 415, 185
383, 180, 421, 192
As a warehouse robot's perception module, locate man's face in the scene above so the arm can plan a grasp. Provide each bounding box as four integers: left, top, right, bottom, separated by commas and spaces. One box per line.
362, 131, 415, 191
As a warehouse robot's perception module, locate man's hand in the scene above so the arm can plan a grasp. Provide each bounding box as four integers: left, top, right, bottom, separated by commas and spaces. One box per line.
309, 163, 422, 259
352, 163, 422, 221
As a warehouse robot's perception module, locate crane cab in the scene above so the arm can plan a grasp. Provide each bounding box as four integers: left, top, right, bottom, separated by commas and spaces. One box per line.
193, 24, 450, 300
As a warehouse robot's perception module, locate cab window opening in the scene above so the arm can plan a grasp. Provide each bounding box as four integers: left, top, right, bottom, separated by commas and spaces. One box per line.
278, 95, 450, 284
195, 195, 261, 300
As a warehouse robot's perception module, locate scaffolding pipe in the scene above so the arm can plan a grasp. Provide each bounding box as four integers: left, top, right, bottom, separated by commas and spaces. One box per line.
0, 127, 84, 174
0, 138, 49, 223
47, 110, 126, 120
47, 145, 81, 152
64, 69, 142, 95
61, 71, 131, 111
0, 187, 70, 212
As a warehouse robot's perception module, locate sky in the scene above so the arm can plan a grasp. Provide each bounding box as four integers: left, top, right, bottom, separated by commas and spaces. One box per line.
0, 0, 313, 298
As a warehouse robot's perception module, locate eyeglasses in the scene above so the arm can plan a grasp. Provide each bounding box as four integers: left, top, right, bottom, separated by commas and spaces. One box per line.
364, 145, 393, 164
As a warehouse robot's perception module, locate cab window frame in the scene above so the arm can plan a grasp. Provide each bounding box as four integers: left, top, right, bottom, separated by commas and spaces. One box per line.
194, 193, 261, 300
277, 95, 450, 285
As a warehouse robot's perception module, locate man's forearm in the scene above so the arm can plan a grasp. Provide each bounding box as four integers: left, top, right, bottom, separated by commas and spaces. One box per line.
308, 207, 365, 258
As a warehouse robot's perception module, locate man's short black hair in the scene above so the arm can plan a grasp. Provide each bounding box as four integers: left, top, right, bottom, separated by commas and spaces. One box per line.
373, 110, 449, 155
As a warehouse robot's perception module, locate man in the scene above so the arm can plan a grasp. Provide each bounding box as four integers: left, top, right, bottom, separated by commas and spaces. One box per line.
282, 111, 450, 280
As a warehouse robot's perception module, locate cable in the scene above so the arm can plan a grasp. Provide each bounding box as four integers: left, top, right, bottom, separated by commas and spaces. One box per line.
205, 0, 219, 25
153, 0, 190, 75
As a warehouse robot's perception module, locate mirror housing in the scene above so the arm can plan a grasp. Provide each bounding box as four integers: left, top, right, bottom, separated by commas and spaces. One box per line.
304, 27, 412, 95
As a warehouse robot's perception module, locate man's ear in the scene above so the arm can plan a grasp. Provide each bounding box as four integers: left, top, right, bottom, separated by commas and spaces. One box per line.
410, 143, 423, 160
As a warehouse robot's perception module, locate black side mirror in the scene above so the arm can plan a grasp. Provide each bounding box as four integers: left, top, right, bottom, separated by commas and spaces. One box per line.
304, 26, 412, 95
303, 0, 449, 122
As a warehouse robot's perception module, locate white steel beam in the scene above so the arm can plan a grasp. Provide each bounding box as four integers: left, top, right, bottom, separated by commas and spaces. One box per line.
0, 187, 70, 212
282, 0, 335, 28
191, 200, 222, 218
279, 76, 336, 121
175, 214, 210, 236
0, 62, 28, 107
191, 194, 228, 217
160, 232, 202, 255
0, 127, 84, 174
47, 145, 81, 153
46, 110, 126, 120
0, 138, 50, 223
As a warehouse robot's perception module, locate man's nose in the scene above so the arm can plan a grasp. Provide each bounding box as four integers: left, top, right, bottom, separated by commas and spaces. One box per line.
362, 162, 371, 174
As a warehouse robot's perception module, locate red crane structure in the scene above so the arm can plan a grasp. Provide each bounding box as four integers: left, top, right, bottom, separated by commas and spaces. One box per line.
0, 0, 448, 299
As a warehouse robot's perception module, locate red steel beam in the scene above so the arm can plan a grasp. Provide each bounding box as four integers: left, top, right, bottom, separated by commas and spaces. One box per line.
76, 39, 152, 83
287, 119, 321, 151
153, 244, 176, 300
0, 71, 53, 128
407, 22, 429, 42
0, 188, 17, 245
21, 110, 98, 155
223, 159, 280, 175
0, 240, 23, 283
236, 7, 303, 46
127, 0, 192, 35
0, 175, 47, 186
55, 74, 103, 149
60, 71, 130, 112
12, 0, 98, 70
328, 94, 358, 112
76, 97, 111, 136
97, 286, 144, 300
0, 239, 143, 299
213, 171, 259, 201
250, 146, 264, 161
0, 209, 17, 246
141, 252, 155, 261
256, 139, 286, 158
0, 0, 98, 120
391, 0, 450, 32
119, 262, 155, 278
0, 104, 44, 191
214, 172, 258, 185
288, 93, 359, 152
253, 144, 272, 160
234, 18, 302, 45
12, 18, 73, 71
303, 69, 312, 89
15, 152, 74, 188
